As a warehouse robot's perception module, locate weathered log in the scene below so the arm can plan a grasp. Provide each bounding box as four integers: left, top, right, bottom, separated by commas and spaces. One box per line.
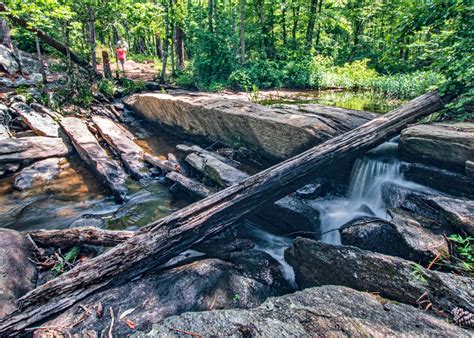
0, 4, 97, 75
0, 91, 450, 334
26, 227, 134, 248
144, 152, 180, 172
166, 171, 215, 198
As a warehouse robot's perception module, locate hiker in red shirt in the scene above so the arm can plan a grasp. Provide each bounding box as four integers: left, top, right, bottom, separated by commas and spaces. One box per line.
116, 38, 128, 71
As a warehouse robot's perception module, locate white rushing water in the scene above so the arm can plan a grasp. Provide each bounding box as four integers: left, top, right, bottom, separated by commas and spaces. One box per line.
309, 138, 423, 244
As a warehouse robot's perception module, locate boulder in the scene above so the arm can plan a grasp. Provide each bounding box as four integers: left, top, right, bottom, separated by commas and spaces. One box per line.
14, 157, 63, 191
401, 162, 474, 199
0, 136, 69, 164
0, 77, 14, 88
41, 250, 291, 336
0, 103, 11, 139
14, 73, 43, 87
285, 238, 474, 313
11, 102, 60, 137
382, 183, 474, 235
92, 116, 150, 180
60, 117, 128, 202
124, 92, 376, 161
134, 286, 472, 337
340, 212, 448, 265
0, 45, 19, 75
467, 160, 474, 178
399, 123, 474, 172
295, 182, 324, 199
0, 229, 36, 317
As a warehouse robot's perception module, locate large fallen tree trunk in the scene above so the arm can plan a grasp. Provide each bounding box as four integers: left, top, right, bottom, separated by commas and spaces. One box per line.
26, 227, 134, 248
0, 4, 97, 75
0, 91, 450, 334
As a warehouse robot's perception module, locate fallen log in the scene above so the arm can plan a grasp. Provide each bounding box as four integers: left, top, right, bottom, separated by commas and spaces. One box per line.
144, 153, 180, 173
0, 91, 450, 334
26, 227, 134, 248
166, 171, 215, 198
0, 4, 97, 76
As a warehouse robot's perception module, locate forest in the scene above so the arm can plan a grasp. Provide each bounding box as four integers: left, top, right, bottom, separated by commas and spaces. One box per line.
0, 0, 473, 336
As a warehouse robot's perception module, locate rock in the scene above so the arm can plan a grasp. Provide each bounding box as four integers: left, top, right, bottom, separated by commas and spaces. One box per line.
285, 238, 474, 313
467, 160, 474, 178
14, 73, 43, 87
11, 102, 60, 137
0, 136, 69, 164
382, 183, 474, 235
295, 182, 324, 199
60, 117, 128, 202
0, 77, 14, 88
41, 250, 291, 336
340, 211, 449, 265
124, 92, 376, 161
92, 116, 149, 180
9, 94, 26, 103
134, 285, 472, 337
399, 123, 474, 172
0, 229, 36, 317
0, 162, 20, 176
14, 157, 63, 191
186, 152, 249, 187
0, 103, 11, 139
0, 45, 19, 75
401, 162, 474, 199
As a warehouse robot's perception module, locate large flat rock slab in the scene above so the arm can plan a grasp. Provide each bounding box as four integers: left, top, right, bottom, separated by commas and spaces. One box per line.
399, 123, 474, 173
134, 285, 471, 337
11, 102, 60, 137
125, 92, 376, 161
92, 116, 149, 180
0, 136, 69, 164
285, 238, 474, 313
60, 117, 128, 201
0, 229, 36, 317
14, 157, 63, 191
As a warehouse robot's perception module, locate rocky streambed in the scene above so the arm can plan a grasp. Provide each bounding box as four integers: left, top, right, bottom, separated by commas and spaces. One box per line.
0, 88, 473, 336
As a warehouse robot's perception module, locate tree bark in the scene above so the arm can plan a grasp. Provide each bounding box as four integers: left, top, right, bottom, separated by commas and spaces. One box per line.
0, 3, 96, 76
87, 5, 97, 72
0, 17, 12, 48
102, 51, 112, 79
305, 0, 318, 50
26, 228, 134, 248
34, 36, 47, 85
156, 33, 163, 59
239, 0, 245, 64
0, 91, 451, 335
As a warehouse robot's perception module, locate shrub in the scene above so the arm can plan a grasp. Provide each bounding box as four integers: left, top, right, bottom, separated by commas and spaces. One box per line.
98, 79, 117, 98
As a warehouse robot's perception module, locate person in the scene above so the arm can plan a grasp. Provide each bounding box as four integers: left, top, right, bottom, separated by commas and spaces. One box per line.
116, 38, 128, 71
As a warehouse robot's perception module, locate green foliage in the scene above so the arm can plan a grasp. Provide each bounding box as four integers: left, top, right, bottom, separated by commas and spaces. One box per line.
410, 263, 428, 284
448, 234, 473, 275
121, 78, 147, 95
232, 293, 241, 303
52, 246, 80, 275
98, 79, 117, 99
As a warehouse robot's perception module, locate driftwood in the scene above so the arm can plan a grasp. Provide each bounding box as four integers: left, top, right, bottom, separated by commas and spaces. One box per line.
26, 227, 134, 248
166, 171, 214, 198
0, 3, 96, 75
144, 153, 180, 173
0, 91, 450, 334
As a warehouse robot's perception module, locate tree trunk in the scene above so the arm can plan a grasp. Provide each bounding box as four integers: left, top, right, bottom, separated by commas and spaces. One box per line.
239, 0, 245, 64
175, 26, 184, 70
161, 0, 171, 82
291, 2, 300, 48
27, 227, 134, 248
281, 0, 287, 45
315, 0, 323, 48
34, 36, 47, 85
102, 51, 112, 79
0, 18, 12, 48
208, 0, 214, 33
0, 91, 451, 335
87, 5, 97, 72
0, 4, 96, 76
305, 0, 318, 50
156, 33, 163, 59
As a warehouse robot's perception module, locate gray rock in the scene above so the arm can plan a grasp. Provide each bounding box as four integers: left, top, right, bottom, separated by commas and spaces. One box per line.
399, 123, 474, 172
0, 45, 19, 75
0, 103, 11, 139
382, 183, 474, 235
124, 92, 376, 161
134, 286, 472, 337
11, 102, 60, 137
15, 73, 43, 87
401, 162, 474, 199
285, 238, 474, 313
0, 162, 20, 177
0, 229, 36, 317
14, 157, 63, 191
340, 211, 449, 265
295, 182, 324, 199
467, 160, 474, 178
60, 117, 128, 202
42, 250, 291, 335
0, 77, 14, 88
0, 136, 69, 164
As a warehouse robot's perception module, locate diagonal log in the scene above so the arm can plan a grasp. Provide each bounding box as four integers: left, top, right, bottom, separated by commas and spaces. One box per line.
0, 3, 97, 76
0, 91, 450, 334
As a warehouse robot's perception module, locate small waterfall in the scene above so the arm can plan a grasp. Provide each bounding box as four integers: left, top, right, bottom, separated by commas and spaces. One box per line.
310, 140, 405, 244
